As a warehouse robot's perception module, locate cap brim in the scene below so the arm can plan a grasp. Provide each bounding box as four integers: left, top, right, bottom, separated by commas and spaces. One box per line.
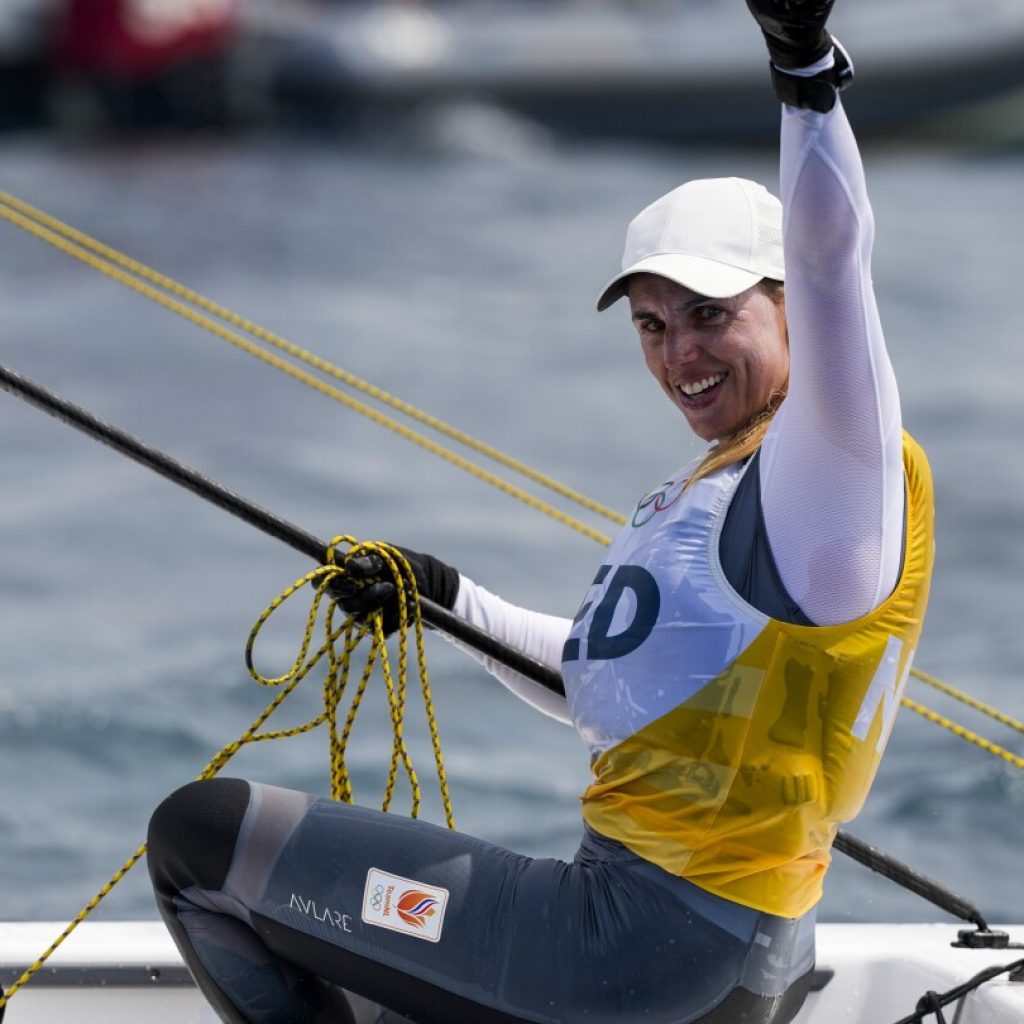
596, 254, 767, 312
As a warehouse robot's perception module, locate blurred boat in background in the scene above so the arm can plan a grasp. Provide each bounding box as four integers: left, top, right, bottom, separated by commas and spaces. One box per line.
242, 0, 1024, 143
2, 0, 1024, 141
0, 0, 240, 130
52, 0, 240, 128
0, 0, 55, 129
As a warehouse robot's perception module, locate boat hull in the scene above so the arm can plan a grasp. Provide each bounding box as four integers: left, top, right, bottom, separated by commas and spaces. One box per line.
2, 921, 1023, 1023
246, 0, 1024, 144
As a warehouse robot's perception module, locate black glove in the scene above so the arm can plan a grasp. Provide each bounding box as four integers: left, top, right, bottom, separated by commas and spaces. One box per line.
745, 0, 853, 112
328, 545, 460, 637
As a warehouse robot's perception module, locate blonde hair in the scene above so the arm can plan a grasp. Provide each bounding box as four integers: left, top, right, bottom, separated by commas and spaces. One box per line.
683, 279, 786, 492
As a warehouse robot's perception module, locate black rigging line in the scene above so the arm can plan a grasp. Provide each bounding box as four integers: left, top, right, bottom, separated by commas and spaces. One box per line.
833, 833, 989, 931
0, 359, 1000, 935
890, 958, 1024, 1024
0, 361, 558, 694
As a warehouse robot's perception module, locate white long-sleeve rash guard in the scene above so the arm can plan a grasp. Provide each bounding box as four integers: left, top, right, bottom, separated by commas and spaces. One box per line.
450, 100, 905, 724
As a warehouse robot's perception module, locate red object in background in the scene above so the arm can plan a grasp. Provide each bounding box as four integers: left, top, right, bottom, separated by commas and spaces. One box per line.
54, 0, 240, 80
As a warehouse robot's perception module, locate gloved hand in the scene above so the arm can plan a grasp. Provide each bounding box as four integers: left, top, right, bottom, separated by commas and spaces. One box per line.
745, 0, 853, 112
746, 0, 835, 69
328, 545, 460, 637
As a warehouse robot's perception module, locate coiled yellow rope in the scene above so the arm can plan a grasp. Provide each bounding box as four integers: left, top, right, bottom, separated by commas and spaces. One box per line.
0, 539, 451, 1011
0, 193, 1018, 769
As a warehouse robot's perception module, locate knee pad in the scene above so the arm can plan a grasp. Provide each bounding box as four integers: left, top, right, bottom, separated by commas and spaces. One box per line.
148, 777, 251, 896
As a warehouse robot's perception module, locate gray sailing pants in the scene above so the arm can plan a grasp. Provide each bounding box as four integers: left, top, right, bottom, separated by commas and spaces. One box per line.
147, 777, 816, 1023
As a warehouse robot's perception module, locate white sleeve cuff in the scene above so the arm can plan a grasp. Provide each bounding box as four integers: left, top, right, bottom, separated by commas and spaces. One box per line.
448, 575, 573, 724
778, 48, 836, 78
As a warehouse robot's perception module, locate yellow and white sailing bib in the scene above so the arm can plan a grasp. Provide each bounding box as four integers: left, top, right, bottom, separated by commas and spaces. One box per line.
561, 434, 934, 918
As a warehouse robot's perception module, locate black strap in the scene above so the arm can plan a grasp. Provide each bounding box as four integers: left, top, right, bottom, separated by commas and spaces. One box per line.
769, 40, 854, 112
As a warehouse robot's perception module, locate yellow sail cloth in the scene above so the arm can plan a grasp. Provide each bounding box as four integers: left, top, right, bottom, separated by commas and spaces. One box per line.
581, 435, 934, 918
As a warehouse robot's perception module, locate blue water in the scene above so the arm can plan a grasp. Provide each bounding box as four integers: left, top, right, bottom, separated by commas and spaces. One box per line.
0, 112, 1022, 931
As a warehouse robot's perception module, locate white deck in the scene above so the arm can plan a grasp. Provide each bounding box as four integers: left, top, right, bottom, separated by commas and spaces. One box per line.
1, 921, 1022, 1023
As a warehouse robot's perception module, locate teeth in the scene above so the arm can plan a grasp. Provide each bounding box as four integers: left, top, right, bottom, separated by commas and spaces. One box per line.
680, 373, 725, 396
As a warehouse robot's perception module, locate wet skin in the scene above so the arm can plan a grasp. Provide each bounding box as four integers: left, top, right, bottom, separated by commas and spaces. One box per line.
628, 274, 789, 442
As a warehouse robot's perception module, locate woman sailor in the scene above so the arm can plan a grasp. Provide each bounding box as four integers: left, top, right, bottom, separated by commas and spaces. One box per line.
146, 1, 934, 1021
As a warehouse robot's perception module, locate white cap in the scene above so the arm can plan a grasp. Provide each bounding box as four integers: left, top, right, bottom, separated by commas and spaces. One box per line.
596, 177, 785, 311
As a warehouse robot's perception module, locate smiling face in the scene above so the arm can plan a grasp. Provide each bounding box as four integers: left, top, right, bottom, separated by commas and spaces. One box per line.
628, 273, 789, 442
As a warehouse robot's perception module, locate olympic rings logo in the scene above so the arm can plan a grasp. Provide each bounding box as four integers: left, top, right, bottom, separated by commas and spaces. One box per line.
369, 884, 385, 911
631, 478, 685, 527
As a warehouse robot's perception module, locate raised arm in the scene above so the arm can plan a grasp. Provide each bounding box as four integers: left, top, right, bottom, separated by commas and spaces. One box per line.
747, 2, 905, 625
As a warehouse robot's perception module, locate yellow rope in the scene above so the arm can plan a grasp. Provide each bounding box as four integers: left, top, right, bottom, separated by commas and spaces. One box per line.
0, 198, 615, 547
901, 697, 1024, 771
0, 188, 627, 531
0, 539, 453, 1010
0, 842, 151, 1011
910, 667, 1024, 737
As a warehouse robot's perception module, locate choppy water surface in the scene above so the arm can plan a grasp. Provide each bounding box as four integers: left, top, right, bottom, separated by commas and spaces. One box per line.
1, 112, 1022, 928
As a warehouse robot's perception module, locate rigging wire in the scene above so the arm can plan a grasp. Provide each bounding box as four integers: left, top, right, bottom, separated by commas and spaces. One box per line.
911, 667, 1024, 737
